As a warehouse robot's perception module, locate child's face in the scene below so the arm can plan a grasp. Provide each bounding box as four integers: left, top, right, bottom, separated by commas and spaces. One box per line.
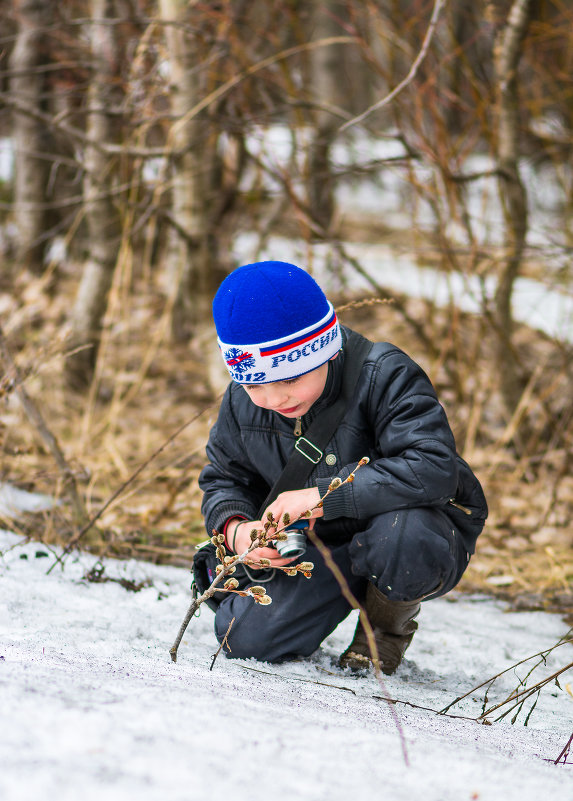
243, 362, 330, 418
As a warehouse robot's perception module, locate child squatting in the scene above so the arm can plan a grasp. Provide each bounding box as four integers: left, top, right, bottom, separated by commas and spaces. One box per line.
197, 260, 488, 674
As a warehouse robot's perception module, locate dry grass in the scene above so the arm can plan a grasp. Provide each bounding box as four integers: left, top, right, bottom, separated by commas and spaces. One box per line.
1, 263, 572, 623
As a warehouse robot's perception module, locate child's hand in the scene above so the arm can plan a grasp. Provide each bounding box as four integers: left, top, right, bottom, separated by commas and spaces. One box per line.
262, 487, 323, 530
231, 520, 298, 567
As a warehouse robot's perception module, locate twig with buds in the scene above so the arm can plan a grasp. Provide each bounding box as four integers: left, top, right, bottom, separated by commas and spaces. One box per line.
168, 457, 370, 663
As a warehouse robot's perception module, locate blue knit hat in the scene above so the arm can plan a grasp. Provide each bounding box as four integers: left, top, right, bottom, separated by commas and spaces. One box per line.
213, 261, 341, 384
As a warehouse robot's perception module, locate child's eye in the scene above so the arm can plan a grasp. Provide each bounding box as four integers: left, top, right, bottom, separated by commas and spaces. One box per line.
282, 377, 300, 386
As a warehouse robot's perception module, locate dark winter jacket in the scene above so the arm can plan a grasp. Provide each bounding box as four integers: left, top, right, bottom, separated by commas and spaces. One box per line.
199, 328, 487, 556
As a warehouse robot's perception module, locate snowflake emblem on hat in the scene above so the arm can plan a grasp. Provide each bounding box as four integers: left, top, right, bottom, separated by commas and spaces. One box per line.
224, 347, 255, 373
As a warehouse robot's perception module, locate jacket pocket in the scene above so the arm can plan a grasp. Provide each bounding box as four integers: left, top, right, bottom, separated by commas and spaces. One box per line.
445, 455, 488, 554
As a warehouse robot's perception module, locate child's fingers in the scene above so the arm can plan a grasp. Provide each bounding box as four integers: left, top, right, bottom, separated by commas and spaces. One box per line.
245, 545, 296, 568
263, 487, 322, 526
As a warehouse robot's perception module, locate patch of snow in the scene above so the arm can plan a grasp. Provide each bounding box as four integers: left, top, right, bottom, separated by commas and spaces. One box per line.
239, 127, 573, 255
0, 483, 55, 517
0, 138, 12, 182
1, 531, 571, 801
44, 236, 67, 266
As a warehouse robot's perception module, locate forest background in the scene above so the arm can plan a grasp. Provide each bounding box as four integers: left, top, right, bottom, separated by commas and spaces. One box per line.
0, 0, 572, 623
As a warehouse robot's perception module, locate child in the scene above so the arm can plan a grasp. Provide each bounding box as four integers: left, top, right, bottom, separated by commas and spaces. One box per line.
198, 260, 487, 673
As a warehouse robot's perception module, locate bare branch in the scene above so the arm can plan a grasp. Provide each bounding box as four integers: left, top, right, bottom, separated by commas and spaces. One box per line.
210, 617, 235, 670
169, 36, 358, 139
339, 0, 447, 132
169, 457, 409, 764
555, 733, 573, 766
0, 91, 168, 158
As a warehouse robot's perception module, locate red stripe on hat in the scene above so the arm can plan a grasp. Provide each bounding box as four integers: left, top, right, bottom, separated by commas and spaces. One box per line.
259, 316, 337, 357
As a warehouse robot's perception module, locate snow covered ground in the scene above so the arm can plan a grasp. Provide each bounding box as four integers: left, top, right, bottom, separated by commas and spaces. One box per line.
1, 529, 571, 801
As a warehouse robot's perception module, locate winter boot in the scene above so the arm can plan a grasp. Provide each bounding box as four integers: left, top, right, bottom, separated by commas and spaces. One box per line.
339, 583, 421, 675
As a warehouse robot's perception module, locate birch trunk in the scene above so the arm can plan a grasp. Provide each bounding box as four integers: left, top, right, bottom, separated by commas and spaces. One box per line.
9, 0, 54, 273
492, 0, 532, 421
160, 0, 212, 343
306, 1, 348, 233
65, 0, 122, 390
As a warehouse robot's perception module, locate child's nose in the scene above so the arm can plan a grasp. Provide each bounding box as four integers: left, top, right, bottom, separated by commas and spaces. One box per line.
266, 384, 289, 407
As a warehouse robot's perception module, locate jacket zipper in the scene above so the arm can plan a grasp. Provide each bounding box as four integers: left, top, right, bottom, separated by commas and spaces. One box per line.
294, 417, 302, 437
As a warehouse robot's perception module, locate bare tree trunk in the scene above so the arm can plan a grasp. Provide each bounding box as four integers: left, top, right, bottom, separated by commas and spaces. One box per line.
65, 0, 123, 390
9, 0, 54, 273
492, 0, 532, 419
160, 0, 213, 343
306, 1, 348, 232
438, 0, 487, 135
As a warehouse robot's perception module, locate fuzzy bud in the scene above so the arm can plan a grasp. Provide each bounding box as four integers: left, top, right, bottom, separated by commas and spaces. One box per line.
256, 594, 272, 605
210, 535, 219, 546
248, 585, 267, 596
328, 477, 342, 490
215, 564, 224, 574
285, 568, 298, 576
258, 558, 271, 567
282, 513, 291, 525
298, 562, 314, 572
275, 532, 288, 541
224, 578, 239, 590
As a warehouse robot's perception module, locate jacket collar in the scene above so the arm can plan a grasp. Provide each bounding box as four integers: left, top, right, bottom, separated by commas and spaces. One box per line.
300, 326, 349, 427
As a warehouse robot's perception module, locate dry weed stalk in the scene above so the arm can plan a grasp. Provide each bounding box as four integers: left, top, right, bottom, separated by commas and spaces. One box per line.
0, 324, 89, 528
554, 732, 572, 766
47, 401, 220, 574
440, 628, 573, 726
335, 297, 394, 315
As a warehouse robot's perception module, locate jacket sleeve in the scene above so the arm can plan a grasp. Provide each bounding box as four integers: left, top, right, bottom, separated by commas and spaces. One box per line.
199, 385, 269, 536
317, 346, 459, 520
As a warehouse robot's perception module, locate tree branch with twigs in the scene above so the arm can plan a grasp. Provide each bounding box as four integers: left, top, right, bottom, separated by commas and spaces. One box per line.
168, 457, 370, 663
339, 0, 447, 133
169, 455, 410, 764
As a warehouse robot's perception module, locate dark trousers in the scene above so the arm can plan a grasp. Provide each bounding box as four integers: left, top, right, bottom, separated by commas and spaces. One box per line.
214, 507, 470, 663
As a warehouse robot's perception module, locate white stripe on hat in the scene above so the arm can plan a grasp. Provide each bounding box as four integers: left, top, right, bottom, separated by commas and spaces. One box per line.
218, 303, 341, 383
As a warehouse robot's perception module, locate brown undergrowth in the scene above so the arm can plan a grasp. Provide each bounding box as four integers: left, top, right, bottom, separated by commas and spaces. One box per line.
1, 263, 572, 623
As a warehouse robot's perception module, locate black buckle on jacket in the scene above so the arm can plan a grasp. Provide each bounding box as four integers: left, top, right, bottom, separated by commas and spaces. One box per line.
294, 436, 323, 464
